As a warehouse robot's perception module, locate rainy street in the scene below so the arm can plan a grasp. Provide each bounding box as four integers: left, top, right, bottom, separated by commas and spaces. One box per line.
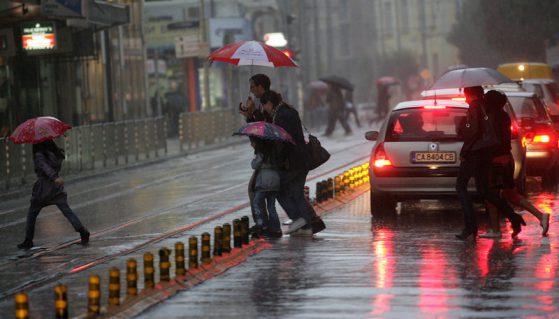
0, 128, 558, 318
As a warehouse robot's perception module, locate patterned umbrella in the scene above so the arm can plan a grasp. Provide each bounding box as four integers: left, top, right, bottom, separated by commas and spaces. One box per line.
233, 121, 296, 145
208, 40, 298, 67
9, 116, 72, 144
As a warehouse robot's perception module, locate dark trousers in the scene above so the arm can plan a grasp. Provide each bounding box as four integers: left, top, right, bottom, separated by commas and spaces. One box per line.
324, 110, 351, 135
252, 191, 281, 232
456, 155, 520, 233
25, 195, 84, 241
277, 169, 315, 224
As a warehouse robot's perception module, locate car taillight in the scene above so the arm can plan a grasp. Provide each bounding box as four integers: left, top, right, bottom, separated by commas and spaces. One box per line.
510, 124, 518, 139
532, 134, 551, 143
373, 143, 392, 168
451, 97, 466, 101
423, 105, 446, 109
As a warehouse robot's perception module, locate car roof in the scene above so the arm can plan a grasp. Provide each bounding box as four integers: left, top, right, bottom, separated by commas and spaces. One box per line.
522, 79, 555, 84
393, 99, 468, 111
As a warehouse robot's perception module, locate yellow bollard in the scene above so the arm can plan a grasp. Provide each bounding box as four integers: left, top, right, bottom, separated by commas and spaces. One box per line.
233, 219, 242, 248
126, 259, 138, 297
143, 253, 154, 290
240, 216, 250, 245
87, 275, 101, 316
54, 284, 68, 319
189, 236, 198, 269
15, 293, 29, 319
108, 267, 120, 307
159, 247, 171, 282
201, 232, 211, 264
213, 226, 223, 256
222, 223, 231, 253
175, 242, 186, 277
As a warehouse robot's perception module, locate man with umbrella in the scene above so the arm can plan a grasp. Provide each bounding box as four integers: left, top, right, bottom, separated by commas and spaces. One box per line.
240, 75, 326, 235
320, 76, 353, 137
9, 117, 90, 249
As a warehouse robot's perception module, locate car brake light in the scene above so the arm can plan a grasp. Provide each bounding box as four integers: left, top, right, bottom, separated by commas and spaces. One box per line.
533, 134, 551, 143
451, 97, 466, 101
373, 143, 392, 168
423, 105, 446, 109
510, 124, 518, 139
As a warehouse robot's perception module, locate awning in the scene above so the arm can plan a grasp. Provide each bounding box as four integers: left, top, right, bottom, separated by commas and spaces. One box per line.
87, 0, 130, 27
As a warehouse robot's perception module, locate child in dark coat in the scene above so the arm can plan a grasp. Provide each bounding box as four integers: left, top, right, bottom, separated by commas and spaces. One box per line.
250, 137, 282, 238
17, 139, 90, 249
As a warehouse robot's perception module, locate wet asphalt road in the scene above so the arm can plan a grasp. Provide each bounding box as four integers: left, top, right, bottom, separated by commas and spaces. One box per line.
0, 127, 372, 317
138, 192, 558, 319
0, 122, 558, 318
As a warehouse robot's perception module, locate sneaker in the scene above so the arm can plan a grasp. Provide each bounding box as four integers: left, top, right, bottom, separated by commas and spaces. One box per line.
479, 231, 502, 239
17, 240, 33, 250
282, 219, 293, 225
541, 214, 550, 237
285, 218, 307, 234
290, 228, 313, 237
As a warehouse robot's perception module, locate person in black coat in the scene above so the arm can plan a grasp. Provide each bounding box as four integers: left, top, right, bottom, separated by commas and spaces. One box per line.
17, 139, 90, 249
455, 86, 525, 240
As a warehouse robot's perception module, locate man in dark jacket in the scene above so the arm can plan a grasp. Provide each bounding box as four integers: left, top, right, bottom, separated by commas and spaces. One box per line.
455, 86, 524, 240
240, 74, 325, 235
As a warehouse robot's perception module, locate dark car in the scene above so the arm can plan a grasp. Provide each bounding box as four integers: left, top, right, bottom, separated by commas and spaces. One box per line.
506, 91, 559, 189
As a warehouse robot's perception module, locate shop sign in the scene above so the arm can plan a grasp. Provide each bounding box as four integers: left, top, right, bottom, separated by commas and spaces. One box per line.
22, 22, 56, 51
42, 0, 86, 18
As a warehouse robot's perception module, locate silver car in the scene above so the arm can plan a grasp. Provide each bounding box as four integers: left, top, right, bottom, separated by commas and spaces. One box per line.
365, 99, 527, 215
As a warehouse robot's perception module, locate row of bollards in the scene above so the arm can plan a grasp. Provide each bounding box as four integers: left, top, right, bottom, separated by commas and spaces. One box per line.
15, 217, 252, 319
316, 163, 370, 203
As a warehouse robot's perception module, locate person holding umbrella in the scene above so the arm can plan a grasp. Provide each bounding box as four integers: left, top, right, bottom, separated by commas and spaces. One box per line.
9, 117, 90, 249
323, 82, 352, 137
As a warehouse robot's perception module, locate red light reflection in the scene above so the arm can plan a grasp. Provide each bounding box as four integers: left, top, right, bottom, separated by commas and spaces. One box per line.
370, 230, 395, 316
418, 245, 456, 316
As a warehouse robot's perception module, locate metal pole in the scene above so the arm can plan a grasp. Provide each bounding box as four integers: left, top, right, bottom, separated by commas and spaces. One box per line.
200, 0, 211, 110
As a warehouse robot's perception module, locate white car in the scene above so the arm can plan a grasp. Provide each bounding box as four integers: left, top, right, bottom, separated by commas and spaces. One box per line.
365, 99, 527, 215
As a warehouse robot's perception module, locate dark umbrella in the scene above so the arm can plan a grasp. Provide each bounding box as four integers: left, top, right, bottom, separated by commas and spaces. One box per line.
430, 67, 512, 90
319, 75, 354, 91
233, 121, 296, 145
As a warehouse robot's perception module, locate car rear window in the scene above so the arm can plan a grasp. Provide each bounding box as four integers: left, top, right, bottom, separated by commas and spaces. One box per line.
508, 96, 549, 121
385, 108, 467, 141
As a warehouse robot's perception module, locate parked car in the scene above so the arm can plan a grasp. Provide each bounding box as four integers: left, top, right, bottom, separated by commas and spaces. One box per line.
506, 91, 559, 189
365, 99, 527, 216
521, 79, 559, 127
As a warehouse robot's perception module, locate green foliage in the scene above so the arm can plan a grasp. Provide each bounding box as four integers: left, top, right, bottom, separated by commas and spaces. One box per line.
448, 0, 559, 67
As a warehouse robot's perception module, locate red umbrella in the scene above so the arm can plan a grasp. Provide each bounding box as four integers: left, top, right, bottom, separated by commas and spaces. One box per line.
208, 40, 298, 68
9, 116, 72, 144
233, 121, 296, 145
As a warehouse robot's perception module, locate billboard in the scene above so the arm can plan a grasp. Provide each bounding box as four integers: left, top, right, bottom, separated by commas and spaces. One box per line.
22, 22, 56, 51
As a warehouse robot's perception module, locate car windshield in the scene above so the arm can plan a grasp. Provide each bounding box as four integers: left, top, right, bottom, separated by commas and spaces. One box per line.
385, 108, 467, 141
507, 96, 548, 121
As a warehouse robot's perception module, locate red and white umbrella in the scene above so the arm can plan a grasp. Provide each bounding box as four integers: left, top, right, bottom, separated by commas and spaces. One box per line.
208, 40, 298, 68
9, 116, 72, 144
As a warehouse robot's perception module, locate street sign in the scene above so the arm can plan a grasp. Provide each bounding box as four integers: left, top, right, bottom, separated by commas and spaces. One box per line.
175, 35, 205, 58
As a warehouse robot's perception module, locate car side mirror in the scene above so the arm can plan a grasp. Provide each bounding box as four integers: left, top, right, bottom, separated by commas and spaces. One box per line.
365, 131, 379, 141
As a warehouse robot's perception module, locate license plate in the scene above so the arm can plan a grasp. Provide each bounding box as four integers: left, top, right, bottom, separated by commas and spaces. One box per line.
411, 152, 456, 163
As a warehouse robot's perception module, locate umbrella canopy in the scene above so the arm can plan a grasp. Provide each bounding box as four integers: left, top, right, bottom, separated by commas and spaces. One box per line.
208, 40, 298, 67
430, 67, 512, 90
233, 121, 296, 145
376, 76, 400, 86
9, 116, 72, 144
319, 75, 354, 91
307, 80, 329, 94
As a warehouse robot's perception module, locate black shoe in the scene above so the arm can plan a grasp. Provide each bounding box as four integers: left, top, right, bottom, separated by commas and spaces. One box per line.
511, 215, 526, 239
79, 228, 90, 245
17, 240, 33, 249
266, 230, 283, 238
311, 217, 326, 234
455, 229, 477, 240
251, 225, 264, 238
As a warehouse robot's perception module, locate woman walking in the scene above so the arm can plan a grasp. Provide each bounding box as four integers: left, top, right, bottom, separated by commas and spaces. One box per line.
17, 139, 89, 249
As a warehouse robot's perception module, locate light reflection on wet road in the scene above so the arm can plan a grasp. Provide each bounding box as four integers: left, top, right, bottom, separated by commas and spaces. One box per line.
139, 192, 558, 319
